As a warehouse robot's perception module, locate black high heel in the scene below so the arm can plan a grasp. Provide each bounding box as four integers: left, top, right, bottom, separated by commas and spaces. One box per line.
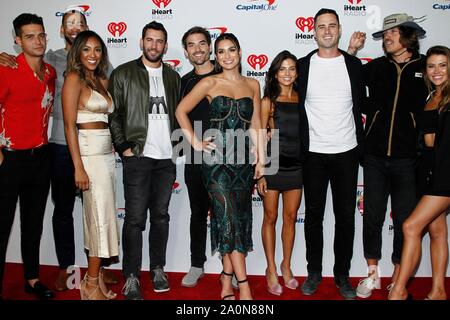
220, 271, 235, 300
237, 278, 253, 300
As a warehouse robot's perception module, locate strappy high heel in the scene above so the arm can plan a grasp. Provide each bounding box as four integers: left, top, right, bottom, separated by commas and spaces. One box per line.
99, 268, 117, 299
80, 274, 111, 300
237, 278, 253, 300
220, 271, 235, 300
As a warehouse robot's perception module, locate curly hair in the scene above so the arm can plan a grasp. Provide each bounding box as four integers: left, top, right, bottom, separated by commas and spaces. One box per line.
263, 50, 298, 105
66, 30, 109, 87
424, 45, 450, 109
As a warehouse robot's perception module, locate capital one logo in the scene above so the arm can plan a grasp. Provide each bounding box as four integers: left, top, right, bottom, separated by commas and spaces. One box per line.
152, 0, 172, 8
296, 17, 314, 32
347, 0, 362, 4
249, 0, 276, 4
107, 22, 127, 37
247, 54, 268, 70
164, 59, 181, 69
67, 4, 90, 13
208, 27, 228, 35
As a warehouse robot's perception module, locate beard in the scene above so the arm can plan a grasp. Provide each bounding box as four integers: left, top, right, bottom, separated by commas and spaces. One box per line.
143, 49, 164, 63
64, 35, 74, 46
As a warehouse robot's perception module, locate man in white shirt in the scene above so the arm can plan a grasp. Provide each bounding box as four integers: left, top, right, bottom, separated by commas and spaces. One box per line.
296, 8, 365, 300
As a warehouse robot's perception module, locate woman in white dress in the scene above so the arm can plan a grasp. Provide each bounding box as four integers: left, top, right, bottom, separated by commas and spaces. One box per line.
62, 30, 119, 300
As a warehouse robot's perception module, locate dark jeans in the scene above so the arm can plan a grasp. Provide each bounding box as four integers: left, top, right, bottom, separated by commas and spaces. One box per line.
363, 154, 416, 264
303, 147, 359, 276
0, 146, 50, 294
122, 157, 176, 278
49, 143, 76, 269
184, 164, 210, 268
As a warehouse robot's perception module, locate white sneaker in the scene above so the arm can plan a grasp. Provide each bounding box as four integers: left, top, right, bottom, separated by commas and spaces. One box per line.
181, 267, 204, 287
356, 276, 381, 298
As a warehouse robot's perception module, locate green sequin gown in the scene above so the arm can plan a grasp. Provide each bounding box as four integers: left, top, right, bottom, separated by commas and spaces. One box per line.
201, 95, 254, 256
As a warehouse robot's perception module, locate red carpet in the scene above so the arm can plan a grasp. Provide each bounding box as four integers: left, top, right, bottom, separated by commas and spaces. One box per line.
2, 262, 449, 300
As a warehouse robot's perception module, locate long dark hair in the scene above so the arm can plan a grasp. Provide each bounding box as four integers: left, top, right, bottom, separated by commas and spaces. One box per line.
383, 26, 420, 57
66, 30, 109, 87
263, 50, 298, 105
424, 45, 450, 109
214, 32, 241, 73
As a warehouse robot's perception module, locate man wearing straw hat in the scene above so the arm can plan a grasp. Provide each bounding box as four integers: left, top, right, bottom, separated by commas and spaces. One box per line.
351, 13, 429, 299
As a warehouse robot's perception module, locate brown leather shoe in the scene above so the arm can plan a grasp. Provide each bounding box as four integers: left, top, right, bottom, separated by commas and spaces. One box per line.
54, 269, 70, 291
100, 267, 119, 285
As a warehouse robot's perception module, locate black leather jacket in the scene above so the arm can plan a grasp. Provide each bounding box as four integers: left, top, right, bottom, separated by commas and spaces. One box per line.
108, 57, 181, 156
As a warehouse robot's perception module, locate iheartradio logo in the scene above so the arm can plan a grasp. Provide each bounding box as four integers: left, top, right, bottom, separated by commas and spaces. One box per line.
172, 180, 182, 194
347, 0, 362, 4
107, 22, 127, 37
296, 17, 314, 32
152, 0, 171, 8
247, 54, 268, 70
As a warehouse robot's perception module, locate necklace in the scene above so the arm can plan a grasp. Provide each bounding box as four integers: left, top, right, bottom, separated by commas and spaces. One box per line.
392, 49, 407, 57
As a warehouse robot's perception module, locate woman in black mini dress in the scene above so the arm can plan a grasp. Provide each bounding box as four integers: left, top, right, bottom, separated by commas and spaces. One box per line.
257, 51, 302, 296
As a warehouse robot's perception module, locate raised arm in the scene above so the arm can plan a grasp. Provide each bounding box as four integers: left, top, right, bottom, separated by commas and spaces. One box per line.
62, 72, 89, 190
175, 77, 215, 152
347, 31, 366, 56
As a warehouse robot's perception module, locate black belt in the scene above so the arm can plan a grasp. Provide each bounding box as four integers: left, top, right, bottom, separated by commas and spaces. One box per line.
3, 144, 48, 155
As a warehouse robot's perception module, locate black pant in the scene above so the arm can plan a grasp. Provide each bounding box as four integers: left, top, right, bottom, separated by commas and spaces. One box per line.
184, 164, 210, 268
303, 148, 359, 276
0, 146, 50, 294
363, 154, 416, 264
122, 157, 176, 277
49, 143, 76, 269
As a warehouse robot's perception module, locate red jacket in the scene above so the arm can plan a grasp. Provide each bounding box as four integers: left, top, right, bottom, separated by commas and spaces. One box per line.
0, 53, 56, 150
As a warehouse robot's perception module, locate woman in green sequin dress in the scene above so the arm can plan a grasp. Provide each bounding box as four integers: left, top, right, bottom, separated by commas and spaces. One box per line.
176, 33, 264, 300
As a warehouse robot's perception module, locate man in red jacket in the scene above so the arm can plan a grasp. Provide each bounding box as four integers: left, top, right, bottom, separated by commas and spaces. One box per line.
0, 13, 56, 300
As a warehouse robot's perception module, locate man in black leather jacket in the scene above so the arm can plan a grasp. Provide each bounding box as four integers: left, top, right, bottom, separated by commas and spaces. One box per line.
108, 21, 180, 300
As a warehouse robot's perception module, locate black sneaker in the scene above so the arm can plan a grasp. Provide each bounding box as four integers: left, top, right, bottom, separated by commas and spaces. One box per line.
301, 272, 322, 295
152, 268, 170, 293
334, 275, 356, 300
122, 274, 143, 300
